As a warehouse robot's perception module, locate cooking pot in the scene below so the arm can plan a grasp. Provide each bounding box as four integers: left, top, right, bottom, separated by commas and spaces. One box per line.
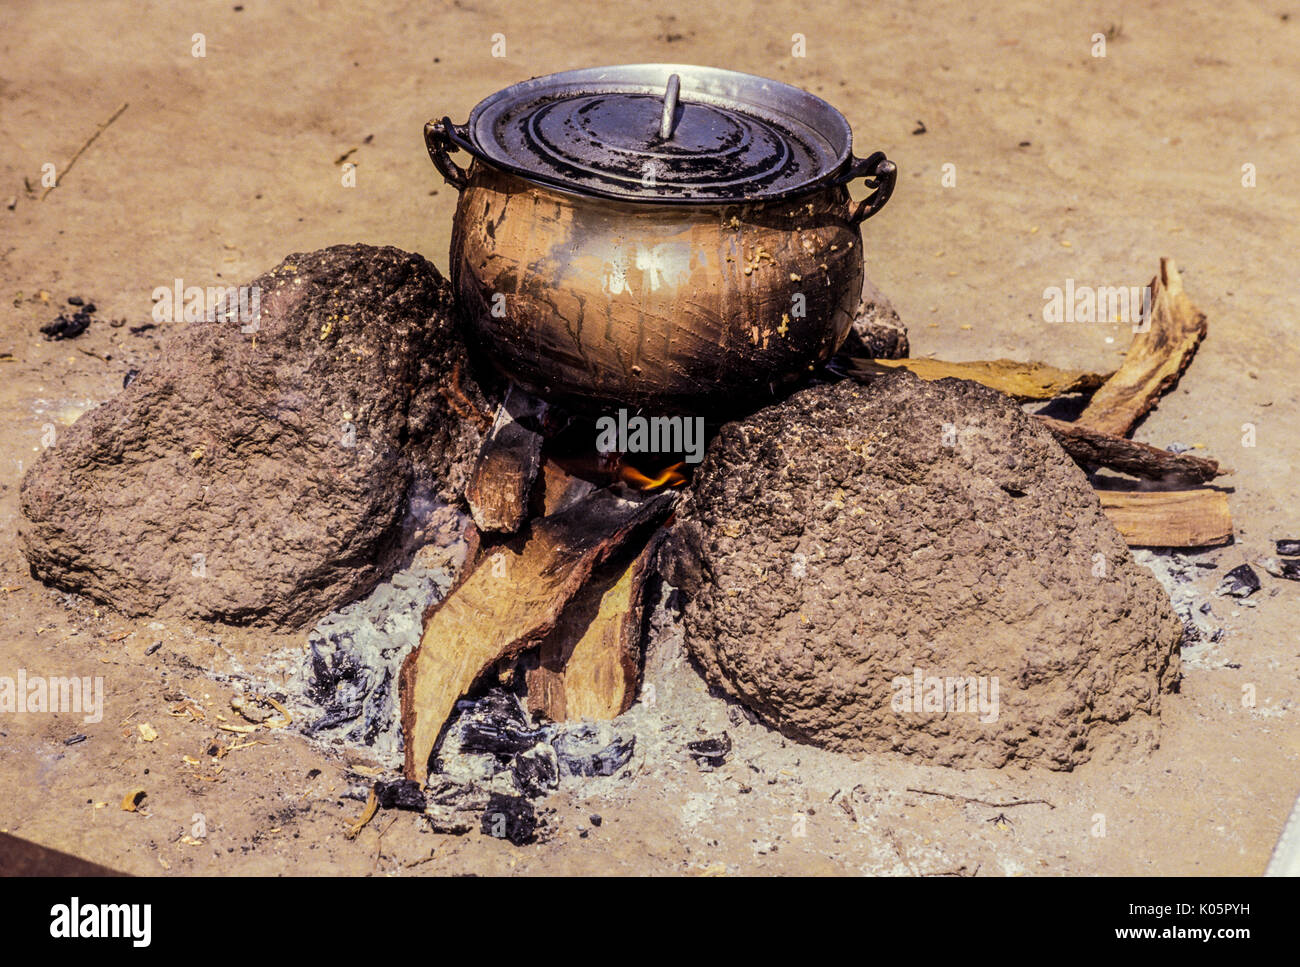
425, 64, 895, 416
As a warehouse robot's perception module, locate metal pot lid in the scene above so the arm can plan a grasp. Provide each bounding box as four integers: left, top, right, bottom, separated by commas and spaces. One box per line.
447, 64, 856, 203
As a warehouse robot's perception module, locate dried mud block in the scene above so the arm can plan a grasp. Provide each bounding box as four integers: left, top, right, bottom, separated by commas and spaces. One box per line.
19, 244, 492, 628
669, 372, 1183, 770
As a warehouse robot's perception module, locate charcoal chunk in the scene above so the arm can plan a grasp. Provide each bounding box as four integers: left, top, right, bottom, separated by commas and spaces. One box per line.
481, 794, 536, 845
1260, 557, 1300, 581
687, 733, 732, 769
512, 743, 559, 798
1216, 564, 1261, 598
40, 311, 91, 340
552, 725, 635, 777
456, 691, 548, 757
374, 779, 427, 811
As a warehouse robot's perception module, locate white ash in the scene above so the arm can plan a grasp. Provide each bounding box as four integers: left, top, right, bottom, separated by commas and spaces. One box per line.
1132, 549, 1224, 664
282, 501, 471, 764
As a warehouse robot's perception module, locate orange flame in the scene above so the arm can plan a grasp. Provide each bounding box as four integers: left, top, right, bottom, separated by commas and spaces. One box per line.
618, 461, 687, 491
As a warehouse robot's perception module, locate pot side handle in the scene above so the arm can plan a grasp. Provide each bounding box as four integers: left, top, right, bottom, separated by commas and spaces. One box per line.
424, 117, 471, 192
840, 151, 897, 225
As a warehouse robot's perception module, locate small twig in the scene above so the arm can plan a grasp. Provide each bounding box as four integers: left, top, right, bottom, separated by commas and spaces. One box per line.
922, 863, 981, 877
345, 788, 379, 840
41, 102, 129, 201
906, 787, 1055, 810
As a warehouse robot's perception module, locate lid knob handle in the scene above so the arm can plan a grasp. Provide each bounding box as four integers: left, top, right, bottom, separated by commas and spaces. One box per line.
659, 73, 681, 141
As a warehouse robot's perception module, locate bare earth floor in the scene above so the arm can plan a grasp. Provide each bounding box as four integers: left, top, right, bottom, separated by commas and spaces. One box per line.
0, 0, 1297, 875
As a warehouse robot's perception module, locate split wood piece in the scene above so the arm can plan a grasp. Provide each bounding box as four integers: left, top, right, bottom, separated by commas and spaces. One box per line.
526, 529, 667, 723
400, 487, 675, 782
1096, 489, 1232, 548
535, 459, 596, 518
1036, 415, 1226, 483
463, 386, 546, 534
1078, 258, 1208, 436
845, 356, 1112, 401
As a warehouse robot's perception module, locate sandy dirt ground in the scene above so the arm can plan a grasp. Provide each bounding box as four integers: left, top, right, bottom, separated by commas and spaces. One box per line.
1, 0, 1298, 876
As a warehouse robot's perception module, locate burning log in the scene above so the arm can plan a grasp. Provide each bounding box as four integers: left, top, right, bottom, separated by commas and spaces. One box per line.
1078, 258, 1207, 436
1036, 415, 1227, 483
463, 386, 547, 534
526, 530, 666, 723
1096, 490, 1233, 547
399, 486, 674, 782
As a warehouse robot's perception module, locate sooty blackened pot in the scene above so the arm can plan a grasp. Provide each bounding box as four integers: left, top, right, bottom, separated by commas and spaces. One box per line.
426, 64, 895, 416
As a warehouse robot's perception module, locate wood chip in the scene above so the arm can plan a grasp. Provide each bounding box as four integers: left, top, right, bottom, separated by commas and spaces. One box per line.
1078, 258, 1207, 435
345, 788, 379, 840
1096, 489, 1232, 547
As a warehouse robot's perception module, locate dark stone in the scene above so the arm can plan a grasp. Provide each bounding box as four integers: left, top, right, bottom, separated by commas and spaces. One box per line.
20, 245, 492, 629
1276, 539, 1300, 557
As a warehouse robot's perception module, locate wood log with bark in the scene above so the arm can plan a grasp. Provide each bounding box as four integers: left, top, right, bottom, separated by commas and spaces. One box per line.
526, 530, 666, 723
1035, 415, 1226, 483
463, 386, 547, 533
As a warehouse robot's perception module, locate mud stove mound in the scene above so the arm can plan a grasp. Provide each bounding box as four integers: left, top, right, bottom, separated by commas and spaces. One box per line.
669, 373, 1183, 770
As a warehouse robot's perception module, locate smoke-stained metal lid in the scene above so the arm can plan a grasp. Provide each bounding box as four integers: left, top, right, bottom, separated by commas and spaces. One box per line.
441, 64, 857, 203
